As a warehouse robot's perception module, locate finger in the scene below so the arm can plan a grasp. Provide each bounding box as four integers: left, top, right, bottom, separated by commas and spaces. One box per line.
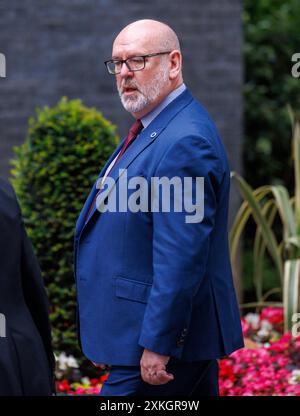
154, 369, 174, 384
146, 370, 174, 386
140, 364, 169, 385
141, 368, 156, 384
141, 371, 152, 384
157, 369, 174, 379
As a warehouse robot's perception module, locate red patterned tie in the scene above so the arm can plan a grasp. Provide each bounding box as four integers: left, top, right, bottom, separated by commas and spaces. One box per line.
85, 119, 143, 223
114, 119, 143, 163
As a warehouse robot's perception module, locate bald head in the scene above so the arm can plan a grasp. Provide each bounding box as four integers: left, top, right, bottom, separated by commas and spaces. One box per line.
113, 19, 181, 55
111, 19, 183, 119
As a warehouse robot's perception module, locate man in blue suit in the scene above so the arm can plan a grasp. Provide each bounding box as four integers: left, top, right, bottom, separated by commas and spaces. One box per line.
74, 19, 244, 396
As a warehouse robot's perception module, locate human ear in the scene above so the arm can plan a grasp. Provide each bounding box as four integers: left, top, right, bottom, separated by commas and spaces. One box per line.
169, 50, 182, 80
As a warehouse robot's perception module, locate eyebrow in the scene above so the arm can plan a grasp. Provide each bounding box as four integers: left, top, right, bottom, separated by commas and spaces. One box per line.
111, 52, 148, 60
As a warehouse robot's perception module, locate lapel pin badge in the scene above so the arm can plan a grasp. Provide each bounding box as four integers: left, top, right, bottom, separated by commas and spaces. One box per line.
150, 132, 157, 138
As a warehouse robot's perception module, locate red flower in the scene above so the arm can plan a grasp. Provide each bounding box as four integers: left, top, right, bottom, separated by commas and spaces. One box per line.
57, 379, 70, 392
90, 378, 100, 386
260, 307, 284, 325
100, 372, 110, 383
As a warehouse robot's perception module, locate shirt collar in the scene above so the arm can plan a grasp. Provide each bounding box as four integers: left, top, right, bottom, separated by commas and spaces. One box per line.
141, 83, 186, 129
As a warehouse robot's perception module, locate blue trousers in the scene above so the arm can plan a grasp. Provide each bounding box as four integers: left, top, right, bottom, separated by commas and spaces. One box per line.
100, 358, 219, 396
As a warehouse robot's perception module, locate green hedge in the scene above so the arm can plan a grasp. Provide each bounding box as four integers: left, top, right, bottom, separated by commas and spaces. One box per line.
244, 0, 300, 188
11, 97, 119, 362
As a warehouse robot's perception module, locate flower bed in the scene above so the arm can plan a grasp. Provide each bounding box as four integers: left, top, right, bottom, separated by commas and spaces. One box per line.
219, 307, 300, 396
56, 307, 300, 395
57, 374, 109, 395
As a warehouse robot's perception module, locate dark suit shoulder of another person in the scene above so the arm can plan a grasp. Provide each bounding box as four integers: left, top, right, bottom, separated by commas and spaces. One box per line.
0, 178, 55, 396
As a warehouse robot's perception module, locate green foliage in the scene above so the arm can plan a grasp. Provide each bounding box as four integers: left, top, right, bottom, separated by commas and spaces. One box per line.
242, 246, 278, 298
244, 0, 300, 188
11, 97, 119, 360
230, 119, 300, 331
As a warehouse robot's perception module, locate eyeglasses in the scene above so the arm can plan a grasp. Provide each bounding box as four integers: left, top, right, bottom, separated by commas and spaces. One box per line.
104, 51, 171, 75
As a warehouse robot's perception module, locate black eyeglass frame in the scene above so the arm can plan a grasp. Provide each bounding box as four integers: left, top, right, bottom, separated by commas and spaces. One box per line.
104, 51, 172, 74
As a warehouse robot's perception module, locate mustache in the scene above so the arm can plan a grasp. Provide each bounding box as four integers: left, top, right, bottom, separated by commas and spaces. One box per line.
120, 80, 140, 92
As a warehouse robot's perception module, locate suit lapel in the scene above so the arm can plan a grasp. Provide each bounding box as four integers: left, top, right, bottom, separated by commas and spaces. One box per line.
76, 88, 194, 234
86, 125, 165, 221
75, 139, 125, 236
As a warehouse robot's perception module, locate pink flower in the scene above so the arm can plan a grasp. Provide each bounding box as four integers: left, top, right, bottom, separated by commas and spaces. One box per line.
219, 307, 300, 396
260, 307, 284, 325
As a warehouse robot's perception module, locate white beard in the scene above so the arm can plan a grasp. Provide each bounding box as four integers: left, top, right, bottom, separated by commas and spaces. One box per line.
118, 65, 169, 113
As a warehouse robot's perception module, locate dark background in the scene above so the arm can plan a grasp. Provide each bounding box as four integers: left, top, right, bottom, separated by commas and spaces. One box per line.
0, 0, 243, 220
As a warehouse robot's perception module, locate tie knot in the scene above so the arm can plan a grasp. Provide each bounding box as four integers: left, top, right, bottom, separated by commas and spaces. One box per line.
129, 119, 143, 137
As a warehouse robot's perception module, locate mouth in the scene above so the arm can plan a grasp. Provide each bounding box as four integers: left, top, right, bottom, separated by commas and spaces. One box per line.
122, 86, 138, 96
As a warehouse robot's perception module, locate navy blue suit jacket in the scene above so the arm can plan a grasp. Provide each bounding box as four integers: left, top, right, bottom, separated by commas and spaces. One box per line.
74, 88, 244, 365
0, 179, 55, 395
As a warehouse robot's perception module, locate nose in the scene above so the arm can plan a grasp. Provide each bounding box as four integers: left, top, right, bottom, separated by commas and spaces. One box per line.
119, 61, 133, 78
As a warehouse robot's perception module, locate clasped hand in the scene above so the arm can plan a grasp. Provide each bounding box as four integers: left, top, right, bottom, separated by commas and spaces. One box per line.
140, 348, 174, 385
92, 349, 174, 386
